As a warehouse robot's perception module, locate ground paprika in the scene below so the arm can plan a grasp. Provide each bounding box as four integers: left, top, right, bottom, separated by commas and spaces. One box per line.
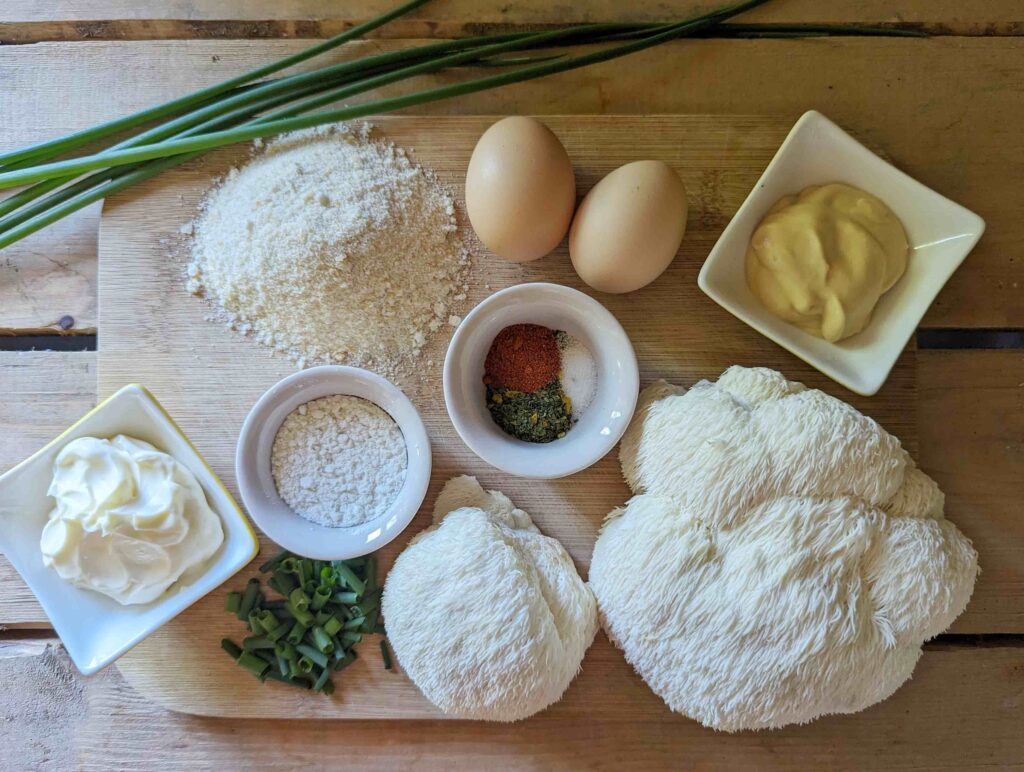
483, 323, 561, 392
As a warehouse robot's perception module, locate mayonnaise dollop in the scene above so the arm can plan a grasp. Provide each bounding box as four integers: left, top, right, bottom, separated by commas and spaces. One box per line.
746, 183, 909, 342
40, 435, 224, 605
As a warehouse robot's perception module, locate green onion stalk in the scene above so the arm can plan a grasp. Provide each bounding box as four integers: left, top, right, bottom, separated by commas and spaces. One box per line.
0, 0, 926, 250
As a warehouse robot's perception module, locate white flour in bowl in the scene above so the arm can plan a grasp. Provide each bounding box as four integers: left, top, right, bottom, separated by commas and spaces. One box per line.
187, 123, 469, 376
271, 395, 407, 528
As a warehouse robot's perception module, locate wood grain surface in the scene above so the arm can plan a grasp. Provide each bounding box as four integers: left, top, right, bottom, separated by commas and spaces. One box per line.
93, 113, 921, 717
4, 35, 1024, 331
3, 640, 1023, 770
1, 2, 1023, 767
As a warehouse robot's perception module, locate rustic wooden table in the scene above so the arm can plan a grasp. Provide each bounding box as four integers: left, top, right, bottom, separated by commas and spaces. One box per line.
1, 2, 1022, 769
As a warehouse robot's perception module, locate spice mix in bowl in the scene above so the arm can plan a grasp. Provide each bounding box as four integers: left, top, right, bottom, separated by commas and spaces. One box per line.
483, 324, 597, 443
444, 283, 638, 479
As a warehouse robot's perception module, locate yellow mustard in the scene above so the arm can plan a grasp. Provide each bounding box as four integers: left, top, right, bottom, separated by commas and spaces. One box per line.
745, 183, 909, 342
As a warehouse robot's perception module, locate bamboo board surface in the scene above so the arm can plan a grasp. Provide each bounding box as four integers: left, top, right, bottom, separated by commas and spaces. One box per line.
95, 114, 918, 718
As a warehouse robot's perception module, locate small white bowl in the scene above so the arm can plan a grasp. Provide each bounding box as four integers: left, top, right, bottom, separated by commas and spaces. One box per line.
698, 110, 985, 396
444, 283, 638, 479
235, 366, 431, 560
0, 384, 259, 675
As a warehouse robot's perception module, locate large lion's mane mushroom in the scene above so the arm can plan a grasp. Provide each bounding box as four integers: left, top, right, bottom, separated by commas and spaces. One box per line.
591, 366, 978, 731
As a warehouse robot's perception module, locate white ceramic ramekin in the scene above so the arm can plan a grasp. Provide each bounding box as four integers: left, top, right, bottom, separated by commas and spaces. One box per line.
699, 110, 985, 396
235, 366, 431, 560
444, 282, 638, 479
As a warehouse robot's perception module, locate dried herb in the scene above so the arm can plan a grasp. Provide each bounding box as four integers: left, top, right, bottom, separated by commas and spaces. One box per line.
487, 380, 571, 443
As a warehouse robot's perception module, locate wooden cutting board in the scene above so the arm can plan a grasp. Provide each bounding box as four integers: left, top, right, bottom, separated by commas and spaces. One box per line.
97, 115, 916, 718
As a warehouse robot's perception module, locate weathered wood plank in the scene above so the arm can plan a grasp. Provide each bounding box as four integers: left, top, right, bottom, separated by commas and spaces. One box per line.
1, 640, 1022, 769
0, 350, 1021, 635
920, 350, 1024, 634
0, 351, 96, 626
2, 1, 1024, 42
2, 36, 1022, 331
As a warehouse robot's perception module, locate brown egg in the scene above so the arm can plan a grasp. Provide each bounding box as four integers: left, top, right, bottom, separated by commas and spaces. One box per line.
570, 160, 688, 294
465, 116, 576, 262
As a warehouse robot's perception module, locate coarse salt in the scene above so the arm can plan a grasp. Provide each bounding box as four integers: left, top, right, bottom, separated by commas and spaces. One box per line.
558, 333, 598, 419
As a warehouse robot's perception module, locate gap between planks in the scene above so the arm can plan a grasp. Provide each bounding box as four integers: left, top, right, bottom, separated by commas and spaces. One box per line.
3, 0, 1024, 43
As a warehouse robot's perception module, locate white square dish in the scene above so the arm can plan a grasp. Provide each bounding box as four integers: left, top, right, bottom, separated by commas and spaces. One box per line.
698, 110, 985, 396
0, 384, 259, 674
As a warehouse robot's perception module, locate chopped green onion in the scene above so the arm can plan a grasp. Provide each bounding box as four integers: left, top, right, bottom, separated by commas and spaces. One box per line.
296, 644, 329, 669
288, 588, 311, 613
237, 579, 260, 620
311, 585, 332, 611
311, 626, 334, 654
285, 600, 314, 627
265, 670, 312, 690
313, 667, 332, 693
268, 620, 293, 643
333, 650, 357, 672
362, 608, 380, 635
334, 562, 366, 597
314, 609, 334, 626
242, 636, 275, 651
380, 640, 394, 670
286, 622, 309, 646
248, 611, 263, 635
364, 557, 378, 593
224, 592, 241, 613
237, 651, 270, 678
267, 575, 290, 596
253, 649, 277, 666
259, 550, 290, 573
256, 610, 279, 635
275, 642, 299, 666
224, 548, 382, 697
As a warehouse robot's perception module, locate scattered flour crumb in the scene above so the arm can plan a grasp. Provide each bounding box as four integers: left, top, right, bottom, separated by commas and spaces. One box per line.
187, 123, 471, 378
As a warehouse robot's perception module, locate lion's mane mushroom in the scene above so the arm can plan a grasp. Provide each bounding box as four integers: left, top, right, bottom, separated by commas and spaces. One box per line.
591, 366, 978, 731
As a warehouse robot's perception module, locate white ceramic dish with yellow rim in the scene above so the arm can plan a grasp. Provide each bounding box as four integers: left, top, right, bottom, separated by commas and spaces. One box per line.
0, 384, 259, 675
699, 110, 986, 396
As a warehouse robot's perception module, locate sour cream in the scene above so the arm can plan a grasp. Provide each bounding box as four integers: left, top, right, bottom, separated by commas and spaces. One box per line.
40, 435, 224, 605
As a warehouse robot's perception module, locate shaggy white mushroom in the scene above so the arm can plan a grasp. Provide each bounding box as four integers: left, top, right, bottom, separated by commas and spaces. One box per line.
591, 366, 978, 731
382, 476, 598, 721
